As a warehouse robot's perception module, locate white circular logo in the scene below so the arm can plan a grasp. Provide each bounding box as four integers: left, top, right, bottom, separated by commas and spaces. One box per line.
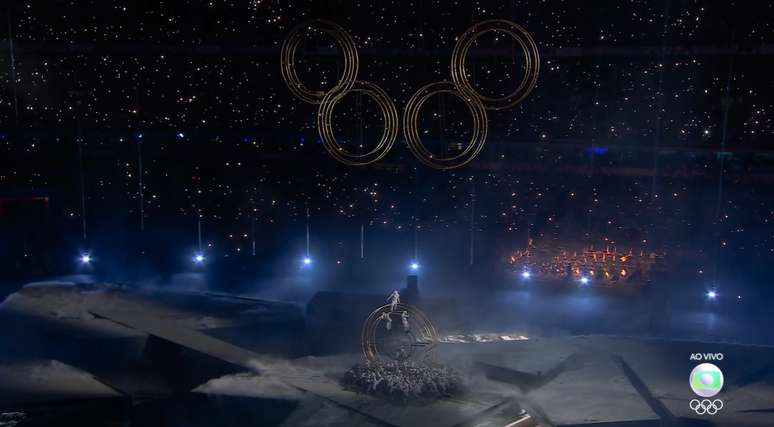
690, 363, 724, 397
690, 399, 723, 415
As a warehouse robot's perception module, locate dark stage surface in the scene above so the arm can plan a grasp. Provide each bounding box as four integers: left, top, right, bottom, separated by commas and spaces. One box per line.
1, 281, 773, 426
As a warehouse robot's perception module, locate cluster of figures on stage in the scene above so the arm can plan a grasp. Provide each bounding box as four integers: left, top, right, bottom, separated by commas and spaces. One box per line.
342, 360, 463, 401
351, 290, 455, 400
379, 290, 410, 332
0, 412, 27, 426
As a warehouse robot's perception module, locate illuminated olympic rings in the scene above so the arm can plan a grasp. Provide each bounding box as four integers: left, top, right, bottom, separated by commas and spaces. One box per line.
404, 19, 540, 169
403, 82, 488, 170
317, 81, 399, 166
451, 19, 540, 111
281, 19, 540, 169
280, 19, 359, 104
281, 20, 396, 165
361, 303, 439, 362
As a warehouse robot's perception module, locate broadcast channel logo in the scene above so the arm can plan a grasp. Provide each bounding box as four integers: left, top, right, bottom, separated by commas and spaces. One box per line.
690, 363, 724, 398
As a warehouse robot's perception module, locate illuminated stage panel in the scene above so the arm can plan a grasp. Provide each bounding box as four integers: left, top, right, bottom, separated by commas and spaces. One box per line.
438, 338, 577, 392
439, 338, 660, 426
526, 354, 660, 426
89, 308, 261, 370
0, 361, 123, 405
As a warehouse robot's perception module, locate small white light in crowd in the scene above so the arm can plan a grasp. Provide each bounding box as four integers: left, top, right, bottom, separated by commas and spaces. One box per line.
193, 254, 205, 263
410, 262, 419, 271
580, 276, 590, 285
707, 290, 717, 299
521, 270, 531, 279
79, 254, 92, 264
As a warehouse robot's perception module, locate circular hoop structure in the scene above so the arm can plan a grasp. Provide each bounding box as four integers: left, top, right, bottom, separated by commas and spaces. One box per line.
361, 303, 439, 362
317, 80, 399, 166
280, 19, 359, 104
403, 81, 488, 170
451, 19, 540, 111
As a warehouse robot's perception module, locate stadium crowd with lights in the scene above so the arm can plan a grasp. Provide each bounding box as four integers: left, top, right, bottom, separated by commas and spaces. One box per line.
1, 1, 773, 302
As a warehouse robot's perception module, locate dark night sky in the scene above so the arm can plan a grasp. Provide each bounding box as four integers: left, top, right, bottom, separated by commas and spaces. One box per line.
1, 1, 773, 287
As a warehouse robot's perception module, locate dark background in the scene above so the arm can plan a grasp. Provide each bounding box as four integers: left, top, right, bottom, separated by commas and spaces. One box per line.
1, 0, 773, 300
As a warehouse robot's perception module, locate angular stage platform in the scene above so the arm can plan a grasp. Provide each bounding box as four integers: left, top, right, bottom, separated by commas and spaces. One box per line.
1, 283, 772, 426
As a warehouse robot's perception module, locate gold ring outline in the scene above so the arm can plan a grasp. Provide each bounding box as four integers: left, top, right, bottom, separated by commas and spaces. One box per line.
403, 81, 488, 170
451, 19, 540, 111
281, 19, 359, 104
317, 80, 399, 166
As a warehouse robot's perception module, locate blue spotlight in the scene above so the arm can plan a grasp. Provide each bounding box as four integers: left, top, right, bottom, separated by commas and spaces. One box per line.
410, 261, 419, 271
580, 276, 590, 285
521, 270, 531, 279
79, 253, 92, 264
706, 290, 717, 299
302, 256, 312, 266
193, 253, 205, 264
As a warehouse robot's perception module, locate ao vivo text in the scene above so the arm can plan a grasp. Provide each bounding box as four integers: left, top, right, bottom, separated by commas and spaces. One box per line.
690, 353, 724, 361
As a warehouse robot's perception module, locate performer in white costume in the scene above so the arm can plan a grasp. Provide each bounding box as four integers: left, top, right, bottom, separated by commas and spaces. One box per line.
380, 311, 392, 331
387, 290, 400, 312
401, 310, 410, 332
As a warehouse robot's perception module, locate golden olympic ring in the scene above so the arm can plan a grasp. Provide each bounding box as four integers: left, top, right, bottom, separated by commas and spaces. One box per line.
361, 303, 438, 362
282, 19, 539, 169
403, 81, 488, 170
317, 80, 399, 166
451, 19, 540, 111
280, 19, 359, 104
